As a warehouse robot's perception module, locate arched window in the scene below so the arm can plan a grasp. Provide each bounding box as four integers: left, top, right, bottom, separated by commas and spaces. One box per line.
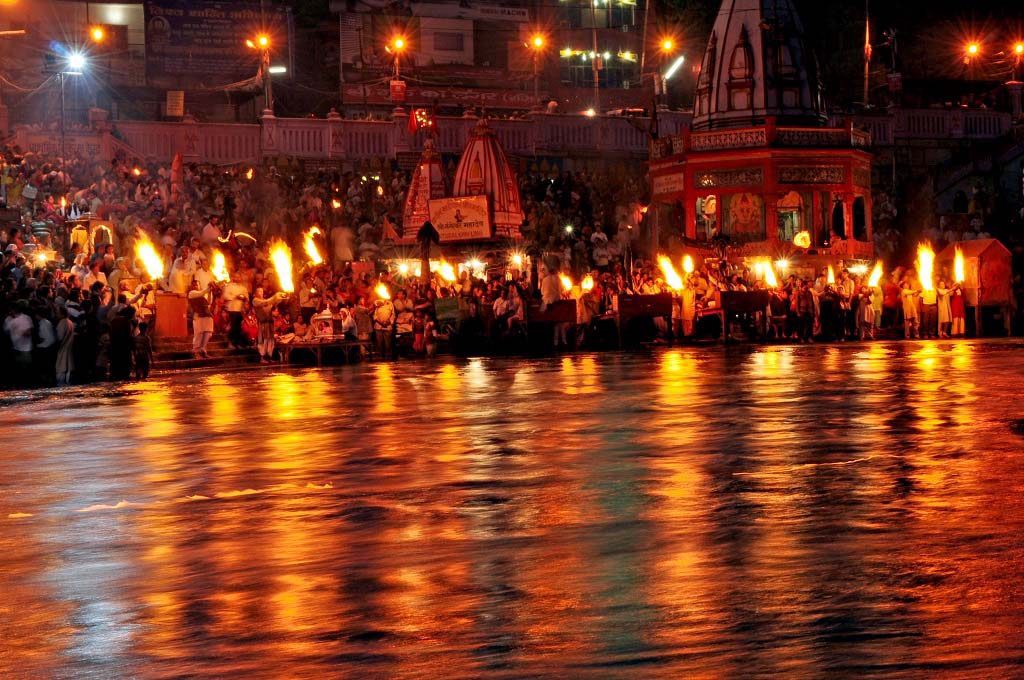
729, 29, 753, 81
853, 196, 867, 240
831, 197, 846, 240
776, 43, 797, 78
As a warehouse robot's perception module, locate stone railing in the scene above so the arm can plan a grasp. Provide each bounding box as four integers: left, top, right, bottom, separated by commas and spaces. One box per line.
8, 109, 692, 165
847, 108, 1013, 145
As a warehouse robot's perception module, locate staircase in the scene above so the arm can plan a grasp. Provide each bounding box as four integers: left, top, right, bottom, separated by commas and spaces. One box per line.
152, 335, 262, 374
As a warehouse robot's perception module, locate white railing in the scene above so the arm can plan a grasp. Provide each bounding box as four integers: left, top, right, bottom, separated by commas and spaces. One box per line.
849, 108, 1011, 145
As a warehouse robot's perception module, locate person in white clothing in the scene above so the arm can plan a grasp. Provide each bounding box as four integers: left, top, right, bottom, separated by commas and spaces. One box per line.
221, 276, 250, 348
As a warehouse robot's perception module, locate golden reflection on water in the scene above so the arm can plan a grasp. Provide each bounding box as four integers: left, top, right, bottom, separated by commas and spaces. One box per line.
2, 342, 1024, 677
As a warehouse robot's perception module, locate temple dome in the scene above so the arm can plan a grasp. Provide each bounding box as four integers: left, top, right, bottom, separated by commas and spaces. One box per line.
692, 0, 826, 131
452, 119, 524, 238
402, 138, 448, 239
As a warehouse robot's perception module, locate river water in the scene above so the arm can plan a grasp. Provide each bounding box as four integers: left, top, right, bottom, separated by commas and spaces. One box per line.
2, 341, 1024, 678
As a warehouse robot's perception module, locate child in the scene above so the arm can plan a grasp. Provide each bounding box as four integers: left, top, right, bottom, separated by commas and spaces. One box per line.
857, 287, 876, 340
133, 322, 154, 380
950, 282, 966, 337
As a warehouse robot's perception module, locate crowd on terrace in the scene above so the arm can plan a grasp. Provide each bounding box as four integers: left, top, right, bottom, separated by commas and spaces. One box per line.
1, 146, 1022, 388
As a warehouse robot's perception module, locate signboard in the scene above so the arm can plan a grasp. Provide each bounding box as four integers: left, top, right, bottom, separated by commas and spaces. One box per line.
165, 90, 185, 117
389, 79, 406, 103
652, 172, 685, 197
342, 83, 537, 110
144, 0, 293, 88
428, 196, 492, 242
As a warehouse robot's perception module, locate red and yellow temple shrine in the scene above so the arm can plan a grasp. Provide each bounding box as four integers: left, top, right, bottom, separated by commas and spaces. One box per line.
650, 0, 874, 260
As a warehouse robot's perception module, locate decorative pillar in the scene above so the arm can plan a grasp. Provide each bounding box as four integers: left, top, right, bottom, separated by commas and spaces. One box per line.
392, 109, 410, 155
1006, 81, 1023, 120
178, 113, 201, 164
326, 108, 345, 160
260, 108, 279, 161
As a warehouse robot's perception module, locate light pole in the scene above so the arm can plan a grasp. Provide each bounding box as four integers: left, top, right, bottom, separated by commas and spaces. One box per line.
658, 38, 675, 108
60, 52, 87, 160
246, 34, 272, 113
529, 34, 545, 109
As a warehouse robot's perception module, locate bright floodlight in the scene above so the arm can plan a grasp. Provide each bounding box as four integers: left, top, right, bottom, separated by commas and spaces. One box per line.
1015, 42, 1024, 56
66, 52, 87, 72
966, 42, 980, 56
664, 55, 686, 80
531, 34, 544, 49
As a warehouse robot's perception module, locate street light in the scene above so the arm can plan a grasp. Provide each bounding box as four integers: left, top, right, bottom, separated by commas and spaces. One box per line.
387, 35, 407, 78
59, 51, 87, 159
964, 41, 980, 66
1013, 42, 1024, 81
528, 33, 546, 109
89, 26, 105, 43
246, 33, 273, 113
656, 36, 677, 107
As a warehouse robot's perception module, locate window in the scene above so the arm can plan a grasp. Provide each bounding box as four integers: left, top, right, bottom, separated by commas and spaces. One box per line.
560, 59, 639, 89
853, 196, 867, 240
729, 43, 752, 81
433, 32, 464, 52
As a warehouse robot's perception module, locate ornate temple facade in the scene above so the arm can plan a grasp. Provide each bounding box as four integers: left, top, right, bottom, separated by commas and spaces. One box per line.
650, 0, 874, 259
452, 119, 525, 239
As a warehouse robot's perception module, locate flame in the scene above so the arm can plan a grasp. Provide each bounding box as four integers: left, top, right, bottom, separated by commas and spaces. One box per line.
437, 261, 456, 283
375, 282, 391, 300
245, 167, 254, 180
135, 230, 164, 281
59, 196, 67, 210
793, 230, 811, 248
211, 249, 230, 283
658, 255, 683, 291
867, 261, 884, 287
826, 265, 836, 285
682, 254, 695, 274
559, 273, 574, 292
303, 226, 323, 266
916, 242, 935, 292
762, 259, 779, 288
269, 240, 295, 293
331, 198, 342, 210
132, 167, 142, 177
954, 245, 965, 284
581, 274, 595, 292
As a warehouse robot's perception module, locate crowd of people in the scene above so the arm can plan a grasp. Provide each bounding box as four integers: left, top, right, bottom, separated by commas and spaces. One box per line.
0, 144, 1018, 390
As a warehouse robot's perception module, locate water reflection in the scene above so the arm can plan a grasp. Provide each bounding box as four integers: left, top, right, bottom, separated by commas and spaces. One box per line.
2, 341, 1024, 677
